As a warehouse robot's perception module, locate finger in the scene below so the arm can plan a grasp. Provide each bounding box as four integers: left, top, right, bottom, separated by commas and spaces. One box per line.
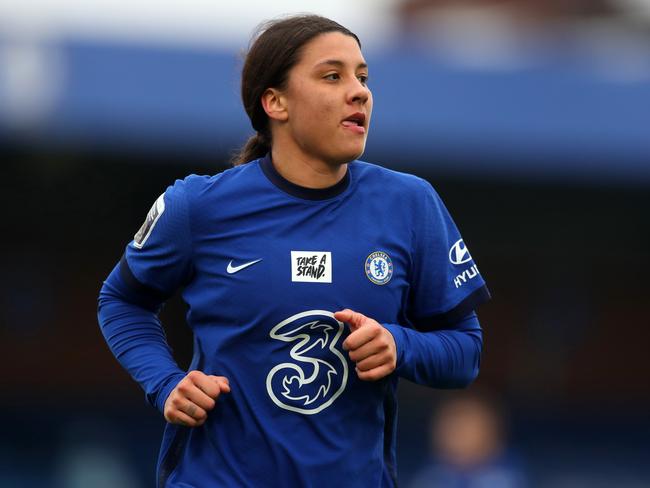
177, 376, 219, 408
168, 392, 207, 420
356, 364, 393, 382
355, 352, 390, 372
334, 309, 367, 331
180, 400, 207, 422
168, 409, 203, 427
189, 371, 222, 398
348, 339, 385, 363
342, 324, 378, 351
210, 375, 231, 393
183, 384, 218, 411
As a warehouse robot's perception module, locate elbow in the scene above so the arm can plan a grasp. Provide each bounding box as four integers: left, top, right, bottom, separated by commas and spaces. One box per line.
458, 327, 482, 387
441, 335, 482, 389
454, 363, 480, 389
441, 364, 479, 389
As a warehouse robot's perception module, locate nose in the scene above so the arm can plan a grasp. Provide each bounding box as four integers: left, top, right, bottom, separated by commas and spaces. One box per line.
348, 79, 370, 105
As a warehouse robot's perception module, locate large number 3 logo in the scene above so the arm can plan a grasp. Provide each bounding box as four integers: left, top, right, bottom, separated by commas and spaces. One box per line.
266, 310, 348, 415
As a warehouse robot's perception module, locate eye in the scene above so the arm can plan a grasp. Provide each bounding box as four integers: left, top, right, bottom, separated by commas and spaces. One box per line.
357, 74, 369, 85
324, 73, 340, 81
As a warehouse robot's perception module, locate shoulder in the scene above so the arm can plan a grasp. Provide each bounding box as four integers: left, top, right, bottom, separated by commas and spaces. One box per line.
171, 160, 262, 201
351, 159, 438, 202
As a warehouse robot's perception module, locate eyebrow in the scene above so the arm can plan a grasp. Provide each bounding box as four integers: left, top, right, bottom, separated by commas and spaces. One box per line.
314, 59, 368, 70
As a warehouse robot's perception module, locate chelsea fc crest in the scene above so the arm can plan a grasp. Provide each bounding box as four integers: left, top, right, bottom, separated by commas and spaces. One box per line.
365, 251, 393, 285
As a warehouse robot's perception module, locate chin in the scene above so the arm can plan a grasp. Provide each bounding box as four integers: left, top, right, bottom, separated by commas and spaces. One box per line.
327, 153, 361, 167
336, 144, 367, 164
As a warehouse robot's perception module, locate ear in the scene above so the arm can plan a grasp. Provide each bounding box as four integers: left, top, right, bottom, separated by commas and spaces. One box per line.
261, 88, 289, 122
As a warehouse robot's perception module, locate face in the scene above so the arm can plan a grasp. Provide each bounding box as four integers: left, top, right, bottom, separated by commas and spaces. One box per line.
276, 32, 373, 166
433, 400, 501, 467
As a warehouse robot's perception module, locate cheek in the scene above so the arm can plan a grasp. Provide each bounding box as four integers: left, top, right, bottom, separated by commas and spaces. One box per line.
293, 95, 338, 136
308, 95, 337, 122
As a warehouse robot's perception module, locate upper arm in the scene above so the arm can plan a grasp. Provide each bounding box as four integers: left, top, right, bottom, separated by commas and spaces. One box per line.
407, 179, 491, 332
120, 178, 194, 301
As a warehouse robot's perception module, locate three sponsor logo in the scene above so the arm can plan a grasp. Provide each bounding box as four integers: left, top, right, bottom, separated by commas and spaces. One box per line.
266, 310, 348, 414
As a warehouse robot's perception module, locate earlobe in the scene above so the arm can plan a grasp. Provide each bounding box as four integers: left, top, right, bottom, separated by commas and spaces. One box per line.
261, 88, 289, 122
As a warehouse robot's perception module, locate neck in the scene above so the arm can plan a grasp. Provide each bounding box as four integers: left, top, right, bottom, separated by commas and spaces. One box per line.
270, 145, 347, 189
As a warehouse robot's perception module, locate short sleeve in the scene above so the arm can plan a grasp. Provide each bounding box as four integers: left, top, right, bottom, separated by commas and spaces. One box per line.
120, 178, 193, 301
408, 179, 490, 331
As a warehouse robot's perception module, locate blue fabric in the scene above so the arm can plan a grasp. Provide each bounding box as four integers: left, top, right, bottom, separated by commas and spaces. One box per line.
408, 452, 528, 488
97, 156, 490, 487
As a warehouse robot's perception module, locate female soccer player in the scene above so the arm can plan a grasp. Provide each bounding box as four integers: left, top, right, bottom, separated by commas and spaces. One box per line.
98, 14, 490, 487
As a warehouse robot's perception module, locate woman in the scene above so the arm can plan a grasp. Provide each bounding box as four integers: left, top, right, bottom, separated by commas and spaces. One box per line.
98, 14, 490, 488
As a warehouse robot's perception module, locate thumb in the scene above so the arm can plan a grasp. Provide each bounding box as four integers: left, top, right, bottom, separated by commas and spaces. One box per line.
334, 309, 366, 331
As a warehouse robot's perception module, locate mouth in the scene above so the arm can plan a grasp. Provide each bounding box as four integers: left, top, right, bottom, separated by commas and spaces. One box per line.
341, 112, 366, 134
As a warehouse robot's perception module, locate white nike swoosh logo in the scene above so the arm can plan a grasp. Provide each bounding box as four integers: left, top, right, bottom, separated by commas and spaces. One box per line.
226, 259, 262, 274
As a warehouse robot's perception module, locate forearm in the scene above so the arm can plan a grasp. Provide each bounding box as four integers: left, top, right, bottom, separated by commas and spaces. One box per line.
97, 264, 185, 413
384, 313, 483, 388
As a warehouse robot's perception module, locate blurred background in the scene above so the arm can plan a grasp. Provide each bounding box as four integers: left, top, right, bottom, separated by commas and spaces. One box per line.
1, 1, 649, 487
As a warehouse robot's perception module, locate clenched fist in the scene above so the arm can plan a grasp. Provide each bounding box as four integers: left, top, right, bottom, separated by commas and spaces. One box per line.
164, 370, 230, 427
335, 308, 397, 381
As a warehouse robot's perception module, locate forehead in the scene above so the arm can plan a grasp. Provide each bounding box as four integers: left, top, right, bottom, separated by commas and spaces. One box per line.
297, 32, 366, 69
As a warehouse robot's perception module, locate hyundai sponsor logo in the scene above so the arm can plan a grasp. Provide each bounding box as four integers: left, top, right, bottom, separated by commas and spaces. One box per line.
449, 239, 472, 265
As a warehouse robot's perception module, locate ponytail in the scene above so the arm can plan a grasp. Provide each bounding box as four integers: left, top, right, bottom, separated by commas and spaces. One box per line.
231, 131, 271, 166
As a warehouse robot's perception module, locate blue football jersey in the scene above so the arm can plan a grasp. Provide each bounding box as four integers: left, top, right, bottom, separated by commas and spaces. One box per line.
104, 154, 490, 487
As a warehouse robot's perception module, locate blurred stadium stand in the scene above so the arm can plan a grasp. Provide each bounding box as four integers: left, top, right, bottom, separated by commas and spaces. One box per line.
1, 2, 649, 487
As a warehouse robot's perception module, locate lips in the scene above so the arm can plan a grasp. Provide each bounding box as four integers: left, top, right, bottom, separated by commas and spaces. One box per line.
342, 112, 366, 127
341, 112, 366, 134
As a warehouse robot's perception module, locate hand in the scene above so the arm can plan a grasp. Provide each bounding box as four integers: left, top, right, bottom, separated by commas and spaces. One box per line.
335, 308, 397, 381
164, 370, 230, 427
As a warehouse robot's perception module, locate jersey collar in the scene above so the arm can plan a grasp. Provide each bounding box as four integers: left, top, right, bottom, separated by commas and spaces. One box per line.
259, 153, 350, 201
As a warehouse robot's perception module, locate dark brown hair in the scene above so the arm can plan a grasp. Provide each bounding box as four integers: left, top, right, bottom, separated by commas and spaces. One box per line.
231, 14, 360, 166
